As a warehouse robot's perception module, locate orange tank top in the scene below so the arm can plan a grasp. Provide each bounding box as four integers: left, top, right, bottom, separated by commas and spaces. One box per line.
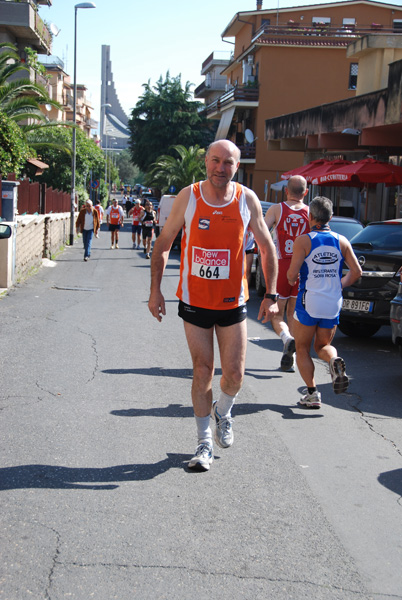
176, 181, 250, 310
109, 206, 121, 225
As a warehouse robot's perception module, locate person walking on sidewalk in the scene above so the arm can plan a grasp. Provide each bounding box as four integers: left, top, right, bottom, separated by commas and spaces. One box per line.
128, 199, 144, 249
148, 140, 278, 471
287, 196, 362, 409
141, 200, 156, 259
75, 199, 100, 261
106, 198, 124, 249
264, 175, 309, 372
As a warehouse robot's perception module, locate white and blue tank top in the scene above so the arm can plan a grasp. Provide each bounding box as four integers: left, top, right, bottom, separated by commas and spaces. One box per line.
298, 230, 344, 319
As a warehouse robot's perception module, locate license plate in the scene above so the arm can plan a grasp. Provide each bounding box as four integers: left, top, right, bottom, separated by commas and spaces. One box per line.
342, 299, 373, 313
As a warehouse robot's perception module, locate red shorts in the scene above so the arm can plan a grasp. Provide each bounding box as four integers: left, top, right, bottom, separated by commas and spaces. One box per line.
277, 258, 299, 299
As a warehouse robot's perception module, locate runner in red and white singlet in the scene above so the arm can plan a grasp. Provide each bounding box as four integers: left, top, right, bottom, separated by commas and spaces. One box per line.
265, 176, 309, 371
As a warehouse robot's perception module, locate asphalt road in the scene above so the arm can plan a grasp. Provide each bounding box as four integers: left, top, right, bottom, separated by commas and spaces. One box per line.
0, 221, 401, 600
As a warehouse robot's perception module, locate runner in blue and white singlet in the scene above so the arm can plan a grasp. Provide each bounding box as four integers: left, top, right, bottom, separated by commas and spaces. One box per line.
287, 196, 362, 408
296, 229, 344, 320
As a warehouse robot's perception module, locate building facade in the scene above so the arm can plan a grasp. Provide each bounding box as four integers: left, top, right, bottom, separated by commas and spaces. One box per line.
199, 0, 402, 201
0, 0, 52, 82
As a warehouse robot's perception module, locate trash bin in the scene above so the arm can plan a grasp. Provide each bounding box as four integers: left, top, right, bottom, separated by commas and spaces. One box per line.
1, 181, 20, 221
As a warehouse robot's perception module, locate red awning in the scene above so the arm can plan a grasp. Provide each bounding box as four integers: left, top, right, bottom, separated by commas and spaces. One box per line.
281, 159, 329, 181
311, 158, 402, 186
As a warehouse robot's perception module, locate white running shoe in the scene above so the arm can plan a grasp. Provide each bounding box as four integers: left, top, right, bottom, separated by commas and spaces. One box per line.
329, 357, 349, 394
211, 402, 234, 448
299, 389, 322, 409
115, 244, 119, 249
188, 442, 214, 471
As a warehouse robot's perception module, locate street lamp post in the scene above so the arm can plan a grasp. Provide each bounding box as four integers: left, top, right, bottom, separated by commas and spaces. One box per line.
70, 2, 96, 247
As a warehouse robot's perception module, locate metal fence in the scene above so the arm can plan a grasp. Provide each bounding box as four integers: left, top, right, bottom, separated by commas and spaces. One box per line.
1, 177, 70, 216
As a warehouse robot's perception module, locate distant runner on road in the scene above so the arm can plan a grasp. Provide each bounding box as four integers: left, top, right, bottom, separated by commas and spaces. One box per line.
106, 198, 124, 249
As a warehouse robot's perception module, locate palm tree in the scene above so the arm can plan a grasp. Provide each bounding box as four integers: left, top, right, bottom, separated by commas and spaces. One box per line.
0, 42, 59, 125
147, 145, 206, 192
0, 43, 73, 157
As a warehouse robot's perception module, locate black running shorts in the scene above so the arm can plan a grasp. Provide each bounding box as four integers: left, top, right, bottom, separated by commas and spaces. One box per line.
178, 300, 247, 329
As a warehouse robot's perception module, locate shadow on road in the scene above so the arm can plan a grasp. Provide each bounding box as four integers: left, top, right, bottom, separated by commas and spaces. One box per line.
378, 469, 402, 498
110, 401, 319, 422
102, 367, 196, 378
0, 453, 194, 490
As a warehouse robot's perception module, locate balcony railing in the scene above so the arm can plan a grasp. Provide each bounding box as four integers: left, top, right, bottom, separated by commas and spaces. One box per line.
206, 84, 259, 115
63, 94, 74, 109
194, 79, 227, 97
252, 22, 401, 45
0, 0, 52, 53
201, 51, 232, 74
237, 145, 256, 160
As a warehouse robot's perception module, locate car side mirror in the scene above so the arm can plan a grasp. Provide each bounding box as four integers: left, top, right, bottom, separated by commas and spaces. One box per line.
0, 224, 12, 239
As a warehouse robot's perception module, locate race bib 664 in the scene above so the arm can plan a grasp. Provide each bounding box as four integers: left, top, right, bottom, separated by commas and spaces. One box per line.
191, 247, 230, 280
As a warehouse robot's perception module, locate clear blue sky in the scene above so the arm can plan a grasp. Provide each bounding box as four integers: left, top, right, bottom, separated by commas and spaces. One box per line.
39, 0, 338, 129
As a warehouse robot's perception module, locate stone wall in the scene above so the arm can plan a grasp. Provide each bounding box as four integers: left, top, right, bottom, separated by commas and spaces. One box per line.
13, 213, 73, 284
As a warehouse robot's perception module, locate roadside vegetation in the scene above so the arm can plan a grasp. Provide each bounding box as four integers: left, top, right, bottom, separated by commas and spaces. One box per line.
1, 51, 214, 203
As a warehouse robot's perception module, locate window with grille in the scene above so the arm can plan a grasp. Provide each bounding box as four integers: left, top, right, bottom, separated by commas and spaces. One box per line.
349, 63, 358, 90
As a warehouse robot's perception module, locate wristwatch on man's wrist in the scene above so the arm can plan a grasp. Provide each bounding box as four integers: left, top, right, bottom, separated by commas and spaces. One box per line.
264, 293, 279, 302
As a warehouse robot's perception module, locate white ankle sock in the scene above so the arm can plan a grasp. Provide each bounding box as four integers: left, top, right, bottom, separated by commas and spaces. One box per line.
215, 391, 237, 419
195, 415, 212, 444
280, 327, 293, 346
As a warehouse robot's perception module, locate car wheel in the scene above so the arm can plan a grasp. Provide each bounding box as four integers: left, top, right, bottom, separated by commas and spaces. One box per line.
338, 319, 381, 338
255, 260, 266, 297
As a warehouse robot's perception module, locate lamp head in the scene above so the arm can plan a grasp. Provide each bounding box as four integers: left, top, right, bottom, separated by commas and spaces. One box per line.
75, 2, 96, 9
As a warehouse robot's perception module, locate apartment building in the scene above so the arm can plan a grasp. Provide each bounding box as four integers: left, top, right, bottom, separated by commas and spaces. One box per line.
39, 56, 97, 138
0, 0, 97, 138
0, 0, 52, 82
198, 0, 402, 201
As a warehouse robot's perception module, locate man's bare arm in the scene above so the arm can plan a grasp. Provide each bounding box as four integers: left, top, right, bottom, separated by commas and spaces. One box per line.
148, 189, 190, 322
264, 203, 280, 231
246, 190, 279, 323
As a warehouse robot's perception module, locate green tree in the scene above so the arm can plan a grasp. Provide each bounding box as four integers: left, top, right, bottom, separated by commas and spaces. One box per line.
128, 72, 215, 172
28, 127, 105, 201
116, 149, 144, 186
0, 110, 31, 177
146, 145, 206, 193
